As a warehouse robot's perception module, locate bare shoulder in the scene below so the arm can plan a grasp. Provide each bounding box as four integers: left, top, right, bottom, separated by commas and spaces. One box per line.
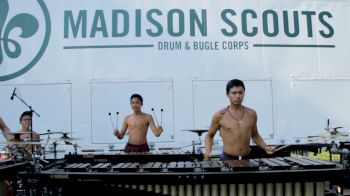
144, 113, 153, 120
244, 106, 257, 117
125, 114, 133, 119
213, 107, 227, 119
218, 107, 228, 115
144, 113, 152, 117
123, 114, 133, 124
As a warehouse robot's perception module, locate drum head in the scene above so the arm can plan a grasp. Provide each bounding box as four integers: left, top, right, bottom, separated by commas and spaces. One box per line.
0, 151, 11, 160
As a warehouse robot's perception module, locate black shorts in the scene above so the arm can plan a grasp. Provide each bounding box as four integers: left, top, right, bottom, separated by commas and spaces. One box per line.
124, 143, 150, 153
220, 151, 250, 160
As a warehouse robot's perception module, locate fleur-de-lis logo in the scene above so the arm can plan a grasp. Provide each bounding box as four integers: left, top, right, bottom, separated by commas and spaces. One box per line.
0, 0, 39, 64
0, 0, 50, 81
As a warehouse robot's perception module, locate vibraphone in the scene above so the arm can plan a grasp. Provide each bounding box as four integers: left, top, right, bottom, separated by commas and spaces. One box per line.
19, 155, 346, 196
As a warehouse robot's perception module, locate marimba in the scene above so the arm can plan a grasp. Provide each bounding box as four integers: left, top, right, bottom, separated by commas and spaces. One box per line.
19, 156, 346, 196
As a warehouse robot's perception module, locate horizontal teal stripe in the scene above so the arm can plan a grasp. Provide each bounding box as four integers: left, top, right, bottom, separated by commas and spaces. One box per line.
253, 44, 335, 48
64, 44, 154, 49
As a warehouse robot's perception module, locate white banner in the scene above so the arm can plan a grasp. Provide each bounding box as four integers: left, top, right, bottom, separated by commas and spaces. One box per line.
1, 0, 350, 150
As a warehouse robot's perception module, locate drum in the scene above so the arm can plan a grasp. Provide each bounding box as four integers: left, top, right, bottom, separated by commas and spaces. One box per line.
0, 148, 12, 160
6, 145, 26, 161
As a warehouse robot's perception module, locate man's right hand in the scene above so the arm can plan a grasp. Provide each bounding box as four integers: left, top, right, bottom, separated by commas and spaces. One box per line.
113, 129, 121, 139
156, 126, 163, 136
204, 151, 211, 160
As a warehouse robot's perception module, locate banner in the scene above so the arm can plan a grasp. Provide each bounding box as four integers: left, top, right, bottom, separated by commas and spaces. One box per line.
1, 0, 350, 148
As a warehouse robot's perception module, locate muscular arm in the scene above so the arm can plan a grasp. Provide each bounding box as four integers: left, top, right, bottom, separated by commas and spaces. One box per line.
251, 125, 268, 150
0, 117, 12, 140
204, 112, 221, 160
251, 115, 274, 154
114, 117, 128, 139
148, 115, 163, 137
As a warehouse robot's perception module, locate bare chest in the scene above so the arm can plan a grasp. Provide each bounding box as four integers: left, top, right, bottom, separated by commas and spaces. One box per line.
220, 114, 253, 134
127, 117, 149, 128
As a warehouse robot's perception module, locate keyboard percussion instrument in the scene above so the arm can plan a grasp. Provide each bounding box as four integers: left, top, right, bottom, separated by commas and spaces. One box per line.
0, 128, 348, 195
17, 153, 347, 196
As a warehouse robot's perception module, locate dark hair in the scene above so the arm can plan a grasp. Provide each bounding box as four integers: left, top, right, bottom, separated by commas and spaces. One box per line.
130, 94, 143, 104
226, 79, 245, 94
19, 111, 32, 122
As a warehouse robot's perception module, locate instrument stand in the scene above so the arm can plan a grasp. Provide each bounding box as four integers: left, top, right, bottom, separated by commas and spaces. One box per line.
192, 140, 202, 154
330, 141, 338, 162
192, 133, 203, 154
73, 143, 79, 155
42, 134, 52, 160
341, 149, 349, 169
64, 140, 80, 155
53, 141, 58, 168
181, 129, 207, 154
31, 152, 44, 173
330, 141, 350, 169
